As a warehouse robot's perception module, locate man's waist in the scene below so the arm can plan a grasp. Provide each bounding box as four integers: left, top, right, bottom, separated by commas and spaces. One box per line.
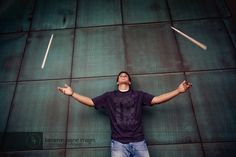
111, 134, 145, 144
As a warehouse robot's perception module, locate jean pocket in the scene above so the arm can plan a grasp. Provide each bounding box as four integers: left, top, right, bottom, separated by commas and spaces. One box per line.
111, 140, 124, 150
132, 140, 148, 151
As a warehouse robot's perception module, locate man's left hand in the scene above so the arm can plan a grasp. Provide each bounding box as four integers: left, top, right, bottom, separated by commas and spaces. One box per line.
177, 80, 192, 93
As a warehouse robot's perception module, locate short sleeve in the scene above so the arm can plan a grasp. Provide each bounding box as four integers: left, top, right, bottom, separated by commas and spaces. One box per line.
92, 93, 108, 110
141, 91, 155, 106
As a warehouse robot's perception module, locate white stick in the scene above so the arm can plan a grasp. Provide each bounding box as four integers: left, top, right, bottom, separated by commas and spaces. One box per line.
171, 26, 207, 50
41, 34, 54, 69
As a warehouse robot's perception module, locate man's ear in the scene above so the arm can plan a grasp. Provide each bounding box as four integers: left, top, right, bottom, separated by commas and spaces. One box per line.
128, 81, 131, 85
117, 82, 119, 85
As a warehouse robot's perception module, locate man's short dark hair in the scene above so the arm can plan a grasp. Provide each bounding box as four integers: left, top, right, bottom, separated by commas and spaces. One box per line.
116, 71, 132, 83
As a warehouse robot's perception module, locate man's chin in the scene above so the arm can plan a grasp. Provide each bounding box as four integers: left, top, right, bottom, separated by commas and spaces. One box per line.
118, 82, 130, 85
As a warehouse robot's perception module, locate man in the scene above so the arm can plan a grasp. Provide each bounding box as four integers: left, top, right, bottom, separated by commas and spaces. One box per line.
57, 71, 192, 157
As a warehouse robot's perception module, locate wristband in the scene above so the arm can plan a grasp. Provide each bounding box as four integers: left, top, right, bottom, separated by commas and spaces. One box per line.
69, 91, 74, 96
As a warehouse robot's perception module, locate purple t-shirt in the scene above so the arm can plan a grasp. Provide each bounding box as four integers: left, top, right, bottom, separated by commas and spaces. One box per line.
92, 89, 154, 143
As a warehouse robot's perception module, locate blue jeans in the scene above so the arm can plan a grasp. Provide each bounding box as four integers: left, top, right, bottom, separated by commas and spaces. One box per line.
111, 139, 150, 157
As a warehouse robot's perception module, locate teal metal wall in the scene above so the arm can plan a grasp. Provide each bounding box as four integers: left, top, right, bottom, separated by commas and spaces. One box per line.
0, 0, 236, 156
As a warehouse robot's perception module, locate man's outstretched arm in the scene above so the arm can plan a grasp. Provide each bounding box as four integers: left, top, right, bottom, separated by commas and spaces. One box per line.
57, 84, 94, 107
151, 80, 192, 105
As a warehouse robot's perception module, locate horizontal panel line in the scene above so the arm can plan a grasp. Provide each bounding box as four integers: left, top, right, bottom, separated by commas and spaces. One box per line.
1, 140, 236, 153
0, 17, 231, 35
0, 68, 235, 84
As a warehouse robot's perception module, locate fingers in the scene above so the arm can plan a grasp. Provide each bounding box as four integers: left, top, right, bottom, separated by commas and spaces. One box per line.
57, 84, 73, 96
183, 80, 192, 89
57, 84, 70, 92
58, 87, 67, 95
181, 80, 186, 85
65, 84, 70, 88
57, 87, 65, 94
186, 81, 192, 87
182, 80, 191, 85
57, 87, 63, 92
178, 80, 192, 93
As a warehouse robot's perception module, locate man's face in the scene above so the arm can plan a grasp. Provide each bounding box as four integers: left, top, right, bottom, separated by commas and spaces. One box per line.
117, 73, 131, 85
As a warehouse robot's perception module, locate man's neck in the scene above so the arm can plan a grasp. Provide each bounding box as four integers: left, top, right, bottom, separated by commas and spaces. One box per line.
118, 84, 130, 92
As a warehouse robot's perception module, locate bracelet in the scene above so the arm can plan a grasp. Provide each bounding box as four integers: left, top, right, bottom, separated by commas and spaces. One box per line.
69, 91, 74, 96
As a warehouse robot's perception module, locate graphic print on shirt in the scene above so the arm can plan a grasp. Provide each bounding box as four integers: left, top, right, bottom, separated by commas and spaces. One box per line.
113, 94, 138, 131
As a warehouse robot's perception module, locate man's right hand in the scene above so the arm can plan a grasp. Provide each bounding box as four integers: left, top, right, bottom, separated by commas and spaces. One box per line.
57, 84, 94, 107
57, 84, 74, 96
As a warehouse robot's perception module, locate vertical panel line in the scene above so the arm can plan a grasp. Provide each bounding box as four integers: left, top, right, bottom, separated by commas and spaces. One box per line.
221, 18, 236, 50
120, 0, 128, 72
1, 0, 38, 151
64, 0, 80, 156
165, 0, 207, 157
